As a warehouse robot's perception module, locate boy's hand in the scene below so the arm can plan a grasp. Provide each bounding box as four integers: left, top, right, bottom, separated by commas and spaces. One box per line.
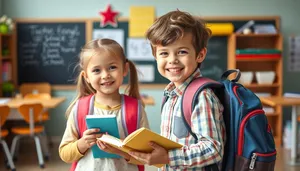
77, 128, 102, 154
129, 142, 169, 165
97, 140, 131, 160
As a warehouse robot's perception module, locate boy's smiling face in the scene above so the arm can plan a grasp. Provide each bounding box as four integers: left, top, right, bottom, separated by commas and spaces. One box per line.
155, 32, 206, 87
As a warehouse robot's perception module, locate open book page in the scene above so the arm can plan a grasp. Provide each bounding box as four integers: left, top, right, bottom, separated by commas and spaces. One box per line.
98, 135, 133, 153
123, 127, 183, 153
99, 134, 123, 147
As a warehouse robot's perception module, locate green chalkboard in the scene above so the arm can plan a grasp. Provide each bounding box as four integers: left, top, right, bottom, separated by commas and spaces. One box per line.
17, 22, 86, 85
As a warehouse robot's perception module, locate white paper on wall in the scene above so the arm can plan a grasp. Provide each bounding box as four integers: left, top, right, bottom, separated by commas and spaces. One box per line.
93, 29, 124, 48
136, 64, 155, 82
127, 38, 154, 61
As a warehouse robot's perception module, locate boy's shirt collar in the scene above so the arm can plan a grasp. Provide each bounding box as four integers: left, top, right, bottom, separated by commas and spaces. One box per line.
164, 68, 202, 98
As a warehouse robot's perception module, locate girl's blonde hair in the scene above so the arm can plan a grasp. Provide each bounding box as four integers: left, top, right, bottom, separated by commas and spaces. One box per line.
66, 39, 140, 117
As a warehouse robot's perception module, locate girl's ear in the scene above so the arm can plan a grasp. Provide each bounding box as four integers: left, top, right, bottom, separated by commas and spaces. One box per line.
196, 48, 207, 63
123, 62, 129, 77
82, 71, 90, 83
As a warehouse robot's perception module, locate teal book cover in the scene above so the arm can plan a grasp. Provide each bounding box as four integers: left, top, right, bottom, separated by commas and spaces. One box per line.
86, 115, 121, 158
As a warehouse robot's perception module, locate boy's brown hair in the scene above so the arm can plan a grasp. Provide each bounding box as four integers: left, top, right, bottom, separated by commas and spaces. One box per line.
146, 10, 212, 57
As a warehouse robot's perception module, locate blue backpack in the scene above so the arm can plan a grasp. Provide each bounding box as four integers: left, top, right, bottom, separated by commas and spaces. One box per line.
162, 69, 276, 171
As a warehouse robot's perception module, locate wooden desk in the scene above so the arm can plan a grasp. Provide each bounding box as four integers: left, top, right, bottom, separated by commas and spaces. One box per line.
2, 97, 66, 109
260, 96, 300, 165
0, 97, 66, 120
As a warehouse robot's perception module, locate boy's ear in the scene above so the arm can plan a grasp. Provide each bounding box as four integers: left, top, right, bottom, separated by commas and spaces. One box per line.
123, 62, 129, 77
196, 48, 207, 63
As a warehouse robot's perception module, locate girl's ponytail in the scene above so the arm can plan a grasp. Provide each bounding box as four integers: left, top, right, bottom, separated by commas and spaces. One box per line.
65, 71, 95, 117
125, 60, 141, 100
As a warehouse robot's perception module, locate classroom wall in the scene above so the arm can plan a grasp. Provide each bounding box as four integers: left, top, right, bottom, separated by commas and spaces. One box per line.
3, 0, 300, 136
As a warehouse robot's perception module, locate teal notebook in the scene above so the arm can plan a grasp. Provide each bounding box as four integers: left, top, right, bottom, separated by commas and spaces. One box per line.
85, 115, 121, 158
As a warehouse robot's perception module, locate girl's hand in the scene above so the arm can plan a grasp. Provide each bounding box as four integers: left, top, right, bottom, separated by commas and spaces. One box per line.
77, 128, 102, 154
128, 142, 169, 165
97, 140, 131, 160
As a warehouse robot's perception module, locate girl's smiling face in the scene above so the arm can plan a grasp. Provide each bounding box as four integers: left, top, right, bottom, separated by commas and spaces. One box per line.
84, 51, 128, 97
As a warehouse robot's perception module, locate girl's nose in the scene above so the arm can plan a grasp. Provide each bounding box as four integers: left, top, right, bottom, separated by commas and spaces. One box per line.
102, 71, 111, 79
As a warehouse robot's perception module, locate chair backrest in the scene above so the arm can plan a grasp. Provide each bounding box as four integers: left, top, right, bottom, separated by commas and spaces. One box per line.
24, 93, 51, 99
0, 105, 10, 127
20, 83, 51, 96
18, 103, 43, 124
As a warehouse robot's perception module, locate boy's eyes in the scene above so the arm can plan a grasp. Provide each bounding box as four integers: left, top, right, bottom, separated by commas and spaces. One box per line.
158, 50, 188, 57
159, 52, 168, 56
178, 50, 188, 55
109, 66, 117, 70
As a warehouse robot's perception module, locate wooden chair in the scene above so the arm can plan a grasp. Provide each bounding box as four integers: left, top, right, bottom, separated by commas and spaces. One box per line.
10, 103, 48, 168
0, 105, 16, 171
23, 93, 53, 149
24, 93, 51, 121
19, 82, 51, 97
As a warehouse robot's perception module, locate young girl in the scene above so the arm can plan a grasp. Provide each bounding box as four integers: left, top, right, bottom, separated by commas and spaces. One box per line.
59, 38, 149, 171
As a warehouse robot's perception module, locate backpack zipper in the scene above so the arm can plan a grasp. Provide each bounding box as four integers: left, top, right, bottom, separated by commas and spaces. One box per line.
237, 109, 265, 155
249, 153, 257, 169
249, 151, 277, 170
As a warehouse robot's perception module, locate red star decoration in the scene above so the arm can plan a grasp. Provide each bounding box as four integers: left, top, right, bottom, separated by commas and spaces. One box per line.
99, 4, 119, 28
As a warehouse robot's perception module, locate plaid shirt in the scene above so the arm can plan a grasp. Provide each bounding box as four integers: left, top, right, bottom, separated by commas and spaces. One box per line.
160, 68, 226, 171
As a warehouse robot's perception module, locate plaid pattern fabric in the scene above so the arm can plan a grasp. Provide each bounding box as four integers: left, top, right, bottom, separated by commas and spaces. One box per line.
160, 68, 226, 171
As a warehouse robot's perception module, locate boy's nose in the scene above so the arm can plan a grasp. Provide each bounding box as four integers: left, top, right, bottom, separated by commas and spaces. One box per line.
168, 57, 179, 64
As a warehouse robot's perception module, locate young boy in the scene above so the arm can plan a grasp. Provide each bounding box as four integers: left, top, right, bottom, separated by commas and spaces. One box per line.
128, 10, 226, 170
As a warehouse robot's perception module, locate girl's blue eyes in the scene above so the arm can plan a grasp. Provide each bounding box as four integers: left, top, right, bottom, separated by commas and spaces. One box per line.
92, 66, 117, 73
92, 69, 100, 73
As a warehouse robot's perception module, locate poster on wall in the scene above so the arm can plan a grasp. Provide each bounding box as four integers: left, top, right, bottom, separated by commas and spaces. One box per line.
288, 36, 300, 72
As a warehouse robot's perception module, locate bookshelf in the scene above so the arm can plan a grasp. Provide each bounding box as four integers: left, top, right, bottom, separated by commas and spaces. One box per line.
0, 27, 17, 97
228, 33, 283, 146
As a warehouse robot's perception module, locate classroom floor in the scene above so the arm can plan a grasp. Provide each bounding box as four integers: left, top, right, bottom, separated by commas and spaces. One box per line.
0, 139, 299, 171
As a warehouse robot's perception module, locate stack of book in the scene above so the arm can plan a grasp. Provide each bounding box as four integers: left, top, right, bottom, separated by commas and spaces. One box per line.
2, 61, 12, 81
236, 49, 281, 59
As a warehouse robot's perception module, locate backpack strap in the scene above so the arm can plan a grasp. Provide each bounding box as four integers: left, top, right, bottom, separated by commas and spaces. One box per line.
182, 77, 222, 171
122, 95, 145, 171
70, 94, 94, 171
122, 95, 140, 135
77, 94, 94, 137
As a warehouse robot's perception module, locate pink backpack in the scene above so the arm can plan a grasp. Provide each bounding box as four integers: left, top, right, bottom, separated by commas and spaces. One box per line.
70, 94, 145, 171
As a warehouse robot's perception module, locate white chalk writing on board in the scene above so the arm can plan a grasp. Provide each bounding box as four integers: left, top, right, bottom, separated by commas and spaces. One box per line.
127, 38, 154, 61
93, 29, 124, 48
20, 24, 81, 67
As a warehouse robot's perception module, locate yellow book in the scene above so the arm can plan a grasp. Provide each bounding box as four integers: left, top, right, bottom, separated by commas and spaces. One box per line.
98, 127, 183, 168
